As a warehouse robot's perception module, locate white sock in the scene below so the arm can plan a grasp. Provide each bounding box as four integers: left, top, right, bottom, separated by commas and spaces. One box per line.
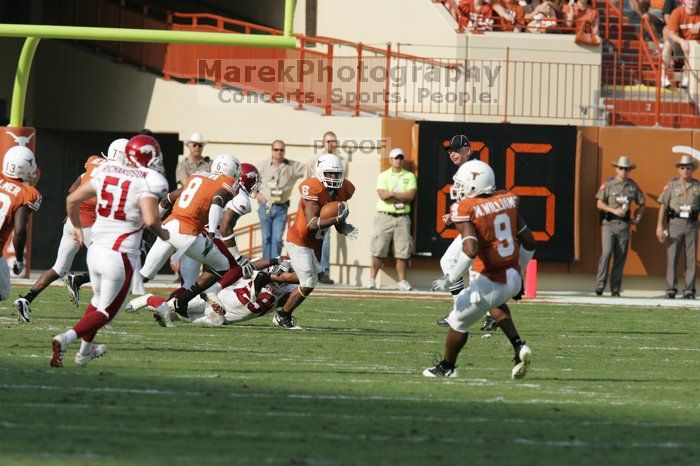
79, 340, 93, 356
205, 283, 222, 296
64, 329, 78, 345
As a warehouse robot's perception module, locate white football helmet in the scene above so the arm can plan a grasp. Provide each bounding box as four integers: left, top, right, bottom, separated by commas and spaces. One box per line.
104, 138, 128, 165
3, 146, 37, 181
316, 153, 344, 189
211, 154, 242, 180
451, 160, 495, 200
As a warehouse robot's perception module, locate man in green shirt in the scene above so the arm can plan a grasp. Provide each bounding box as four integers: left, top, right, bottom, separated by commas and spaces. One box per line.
369, 148, 417, 291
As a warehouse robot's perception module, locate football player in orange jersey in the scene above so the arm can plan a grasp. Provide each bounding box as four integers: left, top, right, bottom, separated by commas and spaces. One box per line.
0, 146, 42, 306
13, 139, 128, 322
139, 154, 246, 321
272, 153, 358, 329
425, 160, 537, 379
439, 134, 514, 332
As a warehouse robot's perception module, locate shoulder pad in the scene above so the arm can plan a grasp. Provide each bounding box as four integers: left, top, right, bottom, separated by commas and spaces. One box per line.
300, 178, 323, 200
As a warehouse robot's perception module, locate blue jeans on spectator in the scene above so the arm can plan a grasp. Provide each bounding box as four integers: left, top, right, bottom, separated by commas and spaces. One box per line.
258, 202, 288, 259
320, 230, 331, 275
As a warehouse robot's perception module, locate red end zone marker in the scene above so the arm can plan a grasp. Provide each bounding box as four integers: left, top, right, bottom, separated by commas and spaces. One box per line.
524, 259, 538, 298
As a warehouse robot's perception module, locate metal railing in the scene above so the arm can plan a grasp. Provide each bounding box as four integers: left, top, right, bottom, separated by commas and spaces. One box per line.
44, 0, 700, 127
234, 213, 296, 257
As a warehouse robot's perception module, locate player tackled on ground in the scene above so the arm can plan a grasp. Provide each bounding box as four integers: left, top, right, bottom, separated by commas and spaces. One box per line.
272, 153, 359, 329
425, 160, 536, 379
128, 258, 298, 327
0, 147, 42, 304
13, 139, 127, 322
50, 135, 169, 367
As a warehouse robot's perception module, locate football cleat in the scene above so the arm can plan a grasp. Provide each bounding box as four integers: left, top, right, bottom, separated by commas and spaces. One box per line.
125, 294, 153, 313
272, 311, 302, 330
13, 297, 31, 323
75, 344, 107, 367
63, 274, 81, 307
170, 297, 191, 322
480, 315, 499, 331
152, 303, 173, 328
436, 315, 450, 327
511, 344, 532, 380
50, 335, 66, 368
423, 361, 458, 378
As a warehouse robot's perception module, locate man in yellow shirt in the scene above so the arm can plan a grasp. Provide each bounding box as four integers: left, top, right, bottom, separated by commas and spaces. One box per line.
369, 148, 418, 291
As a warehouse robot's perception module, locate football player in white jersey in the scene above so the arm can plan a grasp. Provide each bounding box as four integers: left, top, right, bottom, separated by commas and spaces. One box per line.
50, 135, 170, 368
13, 139, 128, 322
127, 258, 297, 327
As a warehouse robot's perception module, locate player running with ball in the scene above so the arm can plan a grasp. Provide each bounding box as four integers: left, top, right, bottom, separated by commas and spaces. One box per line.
272, 153, 358, 330
425, 160, 536, 379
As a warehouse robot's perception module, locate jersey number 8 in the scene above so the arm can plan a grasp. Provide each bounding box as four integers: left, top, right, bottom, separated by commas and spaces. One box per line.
178, 177, 203, 209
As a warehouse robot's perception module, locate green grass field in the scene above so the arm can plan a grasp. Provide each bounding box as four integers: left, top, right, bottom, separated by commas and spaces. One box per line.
1, 287, 699, 465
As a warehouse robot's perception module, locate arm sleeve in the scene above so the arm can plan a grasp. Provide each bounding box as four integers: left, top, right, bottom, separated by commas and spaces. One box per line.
666, 8, 680, 32
376, 172, 388, 190
406, 173, 418, 191
300, 179, 322, 201
450, 200, 473, 222
25, 189, 42, 212
595, 183, 607, 201
657, 184, 671, 206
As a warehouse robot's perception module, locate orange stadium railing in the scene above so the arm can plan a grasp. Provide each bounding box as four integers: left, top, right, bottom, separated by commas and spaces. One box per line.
45, 0, 700, 127
233, 213, 296, 257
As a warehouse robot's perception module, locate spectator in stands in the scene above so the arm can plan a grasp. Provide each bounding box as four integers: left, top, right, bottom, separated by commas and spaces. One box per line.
457, 0, 496, 32
525, 0, 561, 32
306, 131, 349, 284
566, 0, 601, 44
661, 0, 699, 88
594, 156, 645, 297
257, 140, 306, 259
493, 0, 526, 31
369, 148, 417, 292
176, 132, 211, 188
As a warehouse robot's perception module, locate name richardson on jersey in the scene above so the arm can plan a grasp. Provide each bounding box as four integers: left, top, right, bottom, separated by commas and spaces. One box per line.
0, 180, 23, 196
102, 164, 148, 178
471, 194, 517, 218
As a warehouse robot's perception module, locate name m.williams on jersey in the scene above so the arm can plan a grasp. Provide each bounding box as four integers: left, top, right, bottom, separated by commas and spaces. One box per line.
451, 192, 518, 221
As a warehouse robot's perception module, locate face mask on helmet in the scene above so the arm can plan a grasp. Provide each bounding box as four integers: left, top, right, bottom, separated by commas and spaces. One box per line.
315, 154, 344, 189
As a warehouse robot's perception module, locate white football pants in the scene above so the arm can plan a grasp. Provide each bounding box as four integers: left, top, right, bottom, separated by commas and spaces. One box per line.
87, 245, 137, 319
52, 219, 92, 277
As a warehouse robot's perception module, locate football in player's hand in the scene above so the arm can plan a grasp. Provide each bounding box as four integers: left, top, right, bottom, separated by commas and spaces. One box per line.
320, 201, 347, 220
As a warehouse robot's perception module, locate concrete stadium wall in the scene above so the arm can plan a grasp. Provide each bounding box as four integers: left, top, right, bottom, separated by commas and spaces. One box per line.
11, 41, 385, 285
